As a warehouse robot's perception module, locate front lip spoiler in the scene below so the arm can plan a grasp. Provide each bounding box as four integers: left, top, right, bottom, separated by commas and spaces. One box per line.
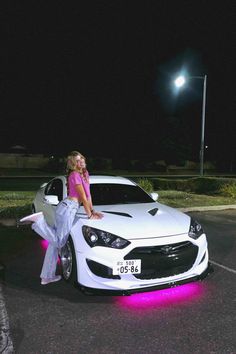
75, 262, 214, 296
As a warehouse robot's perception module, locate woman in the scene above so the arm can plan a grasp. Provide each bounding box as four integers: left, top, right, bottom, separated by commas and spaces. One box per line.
20, 151, 103, 285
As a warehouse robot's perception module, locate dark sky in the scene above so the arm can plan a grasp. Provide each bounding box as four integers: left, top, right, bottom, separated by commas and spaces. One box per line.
1, 1, 235, 164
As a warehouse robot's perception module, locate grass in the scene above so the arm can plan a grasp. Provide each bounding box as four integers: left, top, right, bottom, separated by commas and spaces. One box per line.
0, 191, 35, 218
0, 178, 48, 218
0, 189, 235, 219
0, 175, 235, 218
158, 190, 236, 208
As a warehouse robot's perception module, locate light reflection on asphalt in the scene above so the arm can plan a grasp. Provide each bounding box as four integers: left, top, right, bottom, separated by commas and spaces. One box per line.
116, 282, 207, 311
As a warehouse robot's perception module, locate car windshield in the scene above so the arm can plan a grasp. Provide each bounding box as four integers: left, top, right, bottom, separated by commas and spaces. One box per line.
90, 183, 154, 206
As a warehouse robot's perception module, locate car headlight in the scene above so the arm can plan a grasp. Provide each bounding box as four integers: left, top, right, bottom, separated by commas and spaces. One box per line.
188, 218, 204, 239
82, 226, 131, 249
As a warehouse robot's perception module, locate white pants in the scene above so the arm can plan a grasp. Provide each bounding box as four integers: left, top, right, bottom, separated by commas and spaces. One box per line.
32, 198, 79, 279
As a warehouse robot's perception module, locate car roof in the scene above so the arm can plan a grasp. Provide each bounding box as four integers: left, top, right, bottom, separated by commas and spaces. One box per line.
90, 175, 135, 185
56, 175, 136, 186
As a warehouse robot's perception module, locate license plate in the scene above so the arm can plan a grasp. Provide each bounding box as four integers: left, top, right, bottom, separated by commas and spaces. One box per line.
113, 259, 141, 275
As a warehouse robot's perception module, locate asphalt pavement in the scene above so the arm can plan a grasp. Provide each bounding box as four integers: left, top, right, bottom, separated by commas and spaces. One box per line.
0, 207, 236, 354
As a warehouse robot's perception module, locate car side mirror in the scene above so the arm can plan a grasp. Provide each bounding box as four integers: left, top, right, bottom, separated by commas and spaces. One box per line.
43, 195, 59, 205
150, 192, 158, 201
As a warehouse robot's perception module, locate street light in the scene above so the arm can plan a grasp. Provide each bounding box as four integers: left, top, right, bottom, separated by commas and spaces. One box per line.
174, 75, 186, 88
174, 74, 207, 176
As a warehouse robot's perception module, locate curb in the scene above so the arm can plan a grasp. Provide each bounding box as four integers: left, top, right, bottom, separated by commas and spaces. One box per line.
0, 219, 17, 227
178, 204, 236, 212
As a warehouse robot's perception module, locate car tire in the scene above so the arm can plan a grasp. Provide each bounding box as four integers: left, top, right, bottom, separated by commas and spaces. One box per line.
60, 236, 77, 284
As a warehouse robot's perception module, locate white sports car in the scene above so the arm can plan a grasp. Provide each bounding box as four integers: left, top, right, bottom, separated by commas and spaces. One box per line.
32, 175, 210, 295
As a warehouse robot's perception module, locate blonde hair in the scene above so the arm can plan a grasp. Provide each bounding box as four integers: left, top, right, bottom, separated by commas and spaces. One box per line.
66, 151, 85, 174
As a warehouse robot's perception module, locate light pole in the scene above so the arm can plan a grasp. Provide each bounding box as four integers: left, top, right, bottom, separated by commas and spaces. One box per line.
174, 74, 207, 176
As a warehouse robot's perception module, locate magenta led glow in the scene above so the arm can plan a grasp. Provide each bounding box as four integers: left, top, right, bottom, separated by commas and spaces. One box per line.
116, 283, 205, 311
40, 239, 60, 264
40, 239, 49, 250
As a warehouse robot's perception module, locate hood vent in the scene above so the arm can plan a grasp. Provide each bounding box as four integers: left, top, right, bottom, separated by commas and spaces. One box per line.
102, 211, 132, 218
148, 208, 158, 216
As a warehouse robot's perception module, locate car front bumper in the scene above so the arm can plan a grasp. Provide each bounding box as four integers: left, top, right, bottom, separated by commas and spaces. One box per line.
74, 233, 210, 294
76, 262, 213, 295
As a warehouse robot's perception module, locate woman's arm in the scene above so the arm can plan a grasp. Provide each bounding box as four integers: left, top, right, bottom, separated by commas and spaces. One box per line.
87, 197, 93, 212
75, 185, 102, 219
88, 196, 103, 218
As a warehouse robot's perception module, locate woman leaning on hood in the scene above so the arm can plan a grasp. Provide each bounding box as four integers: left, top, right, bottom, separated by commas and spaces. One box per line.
20, 150, 103, 285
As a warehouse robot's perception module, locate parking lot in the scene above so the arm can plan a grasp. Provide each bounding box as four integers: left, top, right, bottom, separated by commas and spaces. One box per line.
0, 210, 236, 354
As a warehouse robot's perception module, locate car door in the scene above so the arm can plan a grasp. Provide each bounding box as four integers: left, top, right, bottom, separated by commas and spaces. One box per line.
43, 178, 64, 226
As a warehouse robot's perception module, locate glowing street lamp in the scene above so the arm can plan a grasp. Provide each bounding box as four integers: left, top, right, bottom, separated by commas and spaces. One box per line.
174, 74, 207, 176
174, 75, 186, 88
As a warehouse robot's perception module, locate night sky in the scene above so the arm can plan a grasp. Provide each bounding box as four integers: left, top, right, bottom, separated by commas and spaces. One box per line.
1, 1, 235, 166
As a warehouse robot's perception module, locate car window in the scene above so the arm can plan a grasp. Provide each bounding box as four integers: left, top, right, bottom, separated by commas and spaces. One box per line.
90, 183, 153, 205
45, 179, 63, 201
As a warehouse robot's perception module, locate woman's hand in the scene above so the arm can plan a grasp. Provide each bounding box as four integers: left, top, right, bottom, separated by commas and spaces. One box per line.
94, 211, 104, 219
89, 211, 104, 219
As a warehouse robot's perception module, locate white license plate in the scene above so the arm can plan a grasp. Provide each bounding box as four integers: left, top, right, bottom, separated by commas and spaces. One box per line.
113, 259, 141, 275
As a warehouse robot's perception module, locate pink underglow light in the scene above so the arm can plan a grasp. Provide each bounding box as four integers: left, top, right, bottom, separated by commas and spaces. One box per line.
40, 240, 61, 264
40, 239, 49, 250
116, 283, 205, 311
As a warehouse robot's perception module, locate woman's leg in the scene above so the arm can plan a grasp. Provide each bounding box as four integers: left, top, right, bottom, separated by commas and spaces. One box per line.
33, 199, 78, 281
31, 215, 58, 247
39, 201, 78, 279
31, 199, 78, 247
55, 200, 78, 248
40, 244, 59, 279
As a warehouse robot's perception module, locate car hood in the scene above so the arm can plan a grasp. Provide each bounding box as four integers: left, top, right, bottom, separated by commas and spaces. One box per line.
79, 202, 190, 239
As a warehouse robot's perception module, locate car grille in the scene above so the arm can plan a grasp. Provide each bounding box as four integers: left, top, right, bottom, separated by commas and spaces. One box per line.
124, 241, 198, 279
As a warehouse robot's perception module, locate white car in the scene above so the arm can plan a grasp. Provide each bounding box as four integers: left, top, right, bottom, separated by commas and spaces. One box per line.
32, 175, 210, 295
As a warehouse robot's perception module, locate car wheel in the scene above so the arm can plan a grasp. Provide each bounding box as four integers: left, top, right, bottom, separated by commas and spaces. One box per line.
60, 236, 77, 284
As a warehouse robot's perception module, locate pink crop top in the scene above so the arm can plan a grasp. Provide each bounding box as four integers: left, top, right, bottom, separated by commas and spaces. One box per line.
67, 171, 91, 200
